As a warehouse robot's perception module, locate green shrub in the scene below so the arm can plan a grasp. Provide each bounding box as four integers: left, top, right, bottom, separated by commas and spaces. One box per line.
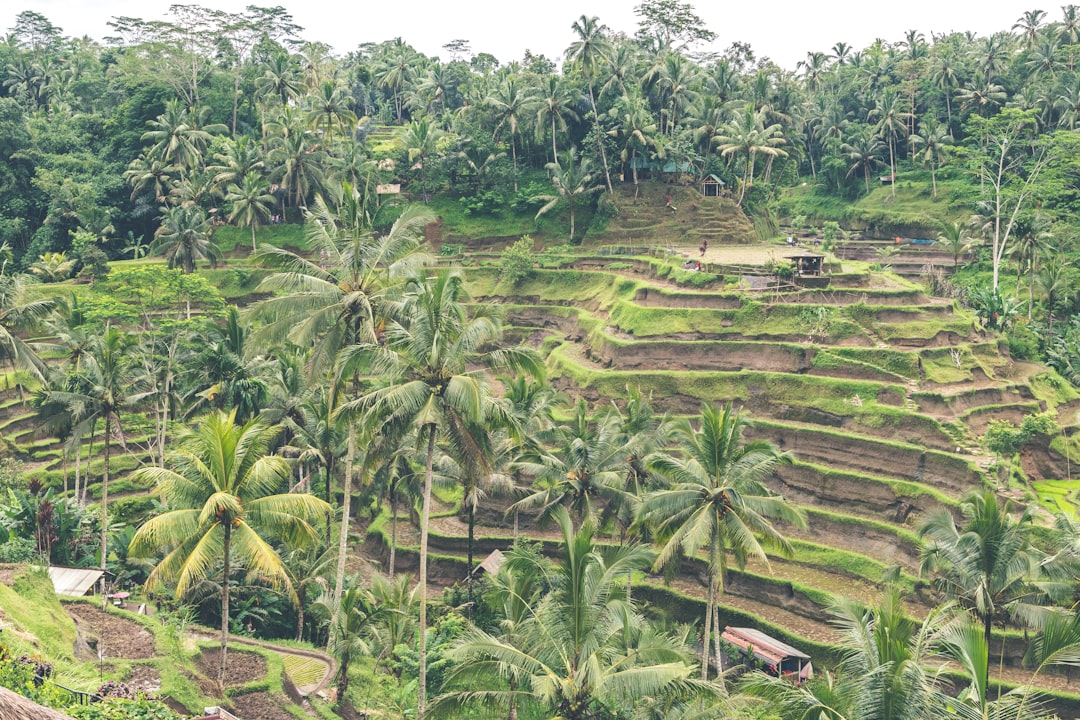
499, 236, 536, 285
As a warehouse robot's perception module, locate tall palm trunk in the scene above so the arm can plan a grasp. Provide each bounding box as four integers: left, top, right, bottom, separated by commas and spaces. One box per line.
551, 115, 559, 164
417, 423, 436, 720
510, 137, 518, 193
701, 582, 713, 680
73, 438, 81, 504
467, 495, 476, 618
99, 415, 110, 596
389, 487, 397, 579
324, 459, 334, 547
587, 85, 613, 193
220, 521, 232, 689
333, 428, 357, 610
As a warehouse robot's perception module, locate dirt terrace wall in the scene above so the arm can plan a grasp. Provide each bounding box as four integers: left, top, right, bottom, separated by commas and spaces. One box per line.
590, 337, 904, 384
913, 384, 1037, 416
633, 287, 743, 309
746, 423, 983, 497
770, 462, 942, 524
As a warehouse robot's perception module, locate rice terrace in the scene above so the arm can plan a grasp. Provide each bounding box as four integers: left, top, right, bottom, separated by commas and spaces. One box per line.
0, 2, 1079, 720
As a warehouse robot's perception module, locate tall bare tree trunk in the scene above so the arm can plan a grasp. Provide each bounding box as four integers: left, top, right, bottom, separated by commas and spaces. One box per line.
417, 424, 436, 720
333, 429, 356, 609
220, 522, 232, 690
701, 582, 713, 680
99, 416, 110, 597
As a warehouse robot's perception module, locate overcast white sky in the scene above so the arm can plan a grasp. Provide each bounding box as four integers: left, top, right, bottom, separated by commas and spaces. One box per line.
0, 0, 1059, 70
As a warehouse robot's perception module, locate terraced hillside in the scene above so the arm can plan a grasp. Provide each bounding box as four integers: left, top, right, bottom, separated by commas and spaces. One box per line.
370, 253, 1080, 697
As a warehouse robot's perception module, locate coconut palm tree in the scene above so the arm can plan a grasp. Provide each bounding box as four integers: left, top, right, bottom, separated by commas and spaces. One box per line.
128, 409, 331, 689
918, 488, 1050, 690
607, 89, 659, 190
715, 105, 788, 205
842, 128, 886, 194
509, 398, 635, 529
641, 402, 806, 679
434, 506, 719, 720
305, 80, 356, 150
226, 172, 275, 253
247, 198, 435, 374
141, 101, 224, 174
535, 75, 580, 164
314, 584, 394, 704
534, 148, 604, 242
742, 588, 961, 720
909, 119, 952, 198
0, 274, 53, 382
566, 14, 615, 193
338, 269, 543, 720
41, 326, 134, 588
487, 76, 538, 192
152, 205, 221, 274
869, 91, 910, 197
937, 220, 977, 271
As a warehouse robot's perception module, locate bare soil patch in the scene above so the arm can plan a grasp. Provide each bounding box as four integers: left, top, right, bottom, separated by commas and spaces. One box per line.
197, 647, 267, 686
66, 604, 155, 659
126, 664, 161, 693
229, 691, 295, 720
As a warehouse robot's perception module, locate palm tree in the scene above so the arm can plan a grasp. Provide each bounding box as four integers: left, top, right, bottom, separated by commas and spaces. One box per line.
314, 584, 394, 704
128, 409, 331, 688
0, 274, 53, 382
510, 399, 634, 528
396, 119, 445, 199
256, 53, 302, 107
268, 127, 327, 209
226, 172, 275, 253
715, 105, 788, 205
937, 220, 977, 271
1011, 215, 1053, 318
842, 128, 886, 194
305, 80, 356, 150
152, 205, 221, 274
41, 326, 134, 589
869, 91, 910, 197
641, 402, 806, 679
339, 269, 543, 720
607, 89, 659, 191
534, 148, 604, 242
487, 76, 538, 192
566, 15, 614, 193
434, 507, 719, 720
742, 589, 960, 720
208, 136, 265, 199
909, 119, 951, 198
247, 199, 435, 374
918, 487, 1049, 690
141, 101, 224, 174
535, 75, 579, 164
1014, 9, 1047, 48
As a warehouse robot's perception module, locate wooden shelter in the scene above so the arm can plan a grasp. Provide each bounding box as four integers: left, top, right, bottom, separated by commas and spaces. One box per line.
787, 252, 826, 277
471, 549, 507, 578
720, 626, 812, 684
701, 174, 726, 196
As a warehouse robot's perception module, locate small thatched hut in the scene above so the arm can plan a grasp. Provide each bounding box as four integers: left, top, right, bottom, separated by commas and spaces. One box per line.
0, 686, 75, 719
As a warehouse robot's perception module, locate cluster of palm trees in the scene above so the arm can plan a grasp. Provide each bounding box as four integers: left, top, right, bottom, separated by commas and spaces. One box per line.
11, 6, 1080, 272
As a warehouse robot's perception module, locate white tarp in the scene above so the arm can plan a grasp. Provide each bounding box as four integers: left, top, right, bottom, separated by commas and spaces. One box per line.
47, 566, 104, 597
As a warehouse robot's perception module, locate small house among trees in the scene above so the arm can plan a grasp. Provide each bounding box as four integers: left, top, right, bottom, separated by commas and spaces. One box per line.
701, 174, 726, 196
720, 626, 812, 684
